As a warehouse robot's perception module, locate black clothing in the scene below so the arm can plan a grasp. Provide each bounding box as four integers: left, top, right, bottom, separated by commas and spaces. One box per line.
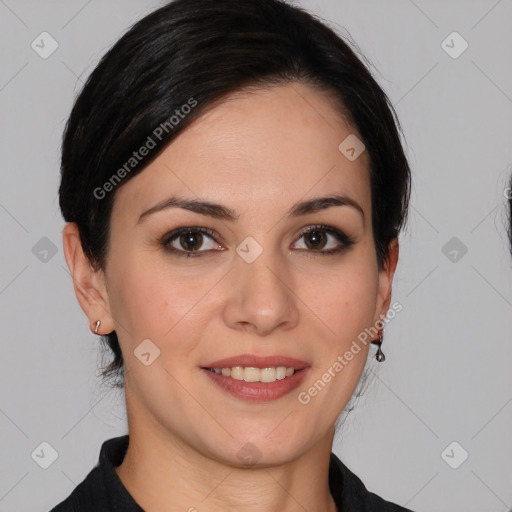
50, 435, 413, 511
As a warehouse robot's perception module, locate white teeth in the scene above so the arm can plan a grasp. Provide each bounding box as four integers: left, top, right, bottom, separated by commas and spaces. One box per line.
260, 367, 276, 382
209, 366, 296, 383
276, 367, 286, 380
231, 366, 244, 380
243, 367, 260, 382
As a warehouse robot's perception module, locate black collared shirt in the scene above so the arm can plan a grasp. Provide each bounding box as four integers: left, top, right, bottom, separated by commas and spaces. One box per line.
49, 435, 414, 511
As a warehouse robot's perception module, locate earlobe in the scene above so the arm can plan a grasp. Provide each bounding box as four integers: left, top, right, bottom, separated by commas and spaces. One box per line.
375, 238, 399, 320
62, 223, 115, 334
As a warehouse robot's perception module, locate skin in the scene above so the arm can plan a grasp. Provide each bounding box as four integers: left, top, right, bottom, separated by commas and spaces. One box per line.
63, 82, 398, 512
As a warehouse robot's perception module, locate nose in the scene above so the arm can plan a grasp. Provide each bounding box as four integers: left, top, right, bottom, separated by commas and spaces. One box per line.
222, 245, 300, 336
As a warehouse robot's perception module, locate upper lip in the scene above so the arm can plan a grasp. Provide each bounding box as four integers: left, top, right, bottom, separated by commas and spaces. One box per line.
202, 354, 310, 370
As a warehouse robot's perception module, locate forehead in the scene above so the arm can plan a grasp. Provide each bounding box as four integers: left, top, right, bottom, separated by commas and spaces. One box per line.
112, 82, 371, 220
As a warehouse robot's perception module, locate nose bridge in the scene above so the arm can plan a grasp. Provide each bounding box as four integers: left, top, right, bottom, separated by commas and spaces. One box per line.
237, 237, 287, 300
223, 235, 299, 334
247, 250, 282, 288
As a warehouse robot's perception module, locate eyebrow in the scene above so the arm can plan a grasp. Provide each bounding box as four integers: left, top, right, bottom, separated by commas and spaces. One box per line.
137, 194, 364, 224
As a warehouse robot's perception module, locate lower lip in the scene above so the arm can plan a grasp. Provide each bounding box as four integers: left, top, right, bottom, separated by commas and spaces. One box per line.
201, 368, 310, 403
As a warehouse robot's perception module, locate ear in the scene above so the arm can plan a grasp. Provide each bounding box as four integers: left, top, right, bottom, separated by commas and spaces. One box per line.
373, 238, 399, 325
62, 223, 115, 335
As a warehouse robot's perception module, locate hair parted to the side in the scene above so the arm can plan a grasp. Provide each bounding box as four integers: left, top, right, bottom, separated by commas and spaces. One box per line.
59, 0, 411, 388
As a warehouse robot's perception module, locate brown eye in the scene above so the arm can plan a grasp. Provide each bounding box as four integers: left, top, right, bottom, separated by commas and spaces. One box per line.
162, 226, 223, 257
304, 231, 327, 250
179, 231, 204, 251
291, 224, 355, 254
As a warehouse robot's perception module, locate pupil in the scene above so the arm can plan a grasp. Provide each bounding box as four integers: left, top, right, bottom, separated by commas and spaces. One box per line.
181, 232, 202, 251
306, 231, 326, 249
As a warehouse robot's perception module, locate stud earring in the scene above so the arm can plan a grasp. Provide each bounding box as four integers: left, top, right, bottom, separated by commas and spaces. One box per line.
94, 320, 101, 335
370, 329, 385, 362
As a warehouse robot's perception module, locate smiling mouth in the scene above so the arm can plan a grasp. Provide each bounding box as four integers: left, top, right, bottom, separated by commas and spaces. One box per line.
201, 365, 310, 402
200, 354, 311, 401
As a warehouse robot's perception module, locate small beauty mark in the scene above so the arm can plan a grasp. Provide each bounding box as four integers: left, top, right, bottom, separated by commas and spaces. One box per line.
134, 338, 161, 366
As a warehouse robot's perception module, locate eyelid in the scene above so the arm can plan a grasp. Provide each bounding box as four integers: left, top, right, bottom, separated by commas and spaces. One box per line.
161, 226, 222, 245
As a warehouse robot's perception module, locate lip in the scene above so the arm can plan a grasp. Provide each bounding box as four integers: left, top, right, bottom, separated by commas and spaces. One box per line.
201, 366, 311, 403
201, 354, 310, 370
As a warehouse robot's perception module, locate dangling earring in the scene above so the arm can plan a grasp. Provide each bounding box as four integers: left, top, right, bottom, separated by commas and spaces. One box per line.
371, 329, 385, 362
94, 320, 101, 335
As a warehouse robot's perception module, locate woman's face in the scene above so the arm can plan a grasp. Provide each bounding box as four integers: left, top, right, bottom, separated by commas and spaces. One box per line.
95, 83, 396, 465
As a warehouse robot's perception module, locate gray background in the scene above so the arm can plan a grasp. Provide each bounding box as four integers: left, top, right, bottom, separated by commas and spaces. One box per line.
1, 0, 511, 510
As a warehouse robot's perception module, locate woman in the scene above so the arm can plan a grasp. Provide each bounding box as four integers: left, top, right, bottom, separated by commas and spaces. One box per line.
51, 0, 413, 510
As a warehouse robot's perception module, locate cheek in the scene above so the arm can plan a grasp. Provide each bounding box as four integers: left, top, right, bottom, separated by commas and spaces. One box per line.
105, 248, 169, 340
107, 252, 216, 349
303, 259, 379, 348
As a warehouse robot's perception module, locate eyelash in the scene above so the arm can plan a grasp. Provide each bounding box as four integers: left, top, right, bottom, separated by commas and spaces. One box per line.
160, 224, 355, 258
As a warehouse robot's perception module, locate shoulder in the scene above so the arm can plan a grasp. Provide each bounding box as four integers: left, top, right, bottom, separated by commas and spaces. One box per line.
329, 452, 415, 511
48, 464, 107, 512
48, 436, 132, 512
